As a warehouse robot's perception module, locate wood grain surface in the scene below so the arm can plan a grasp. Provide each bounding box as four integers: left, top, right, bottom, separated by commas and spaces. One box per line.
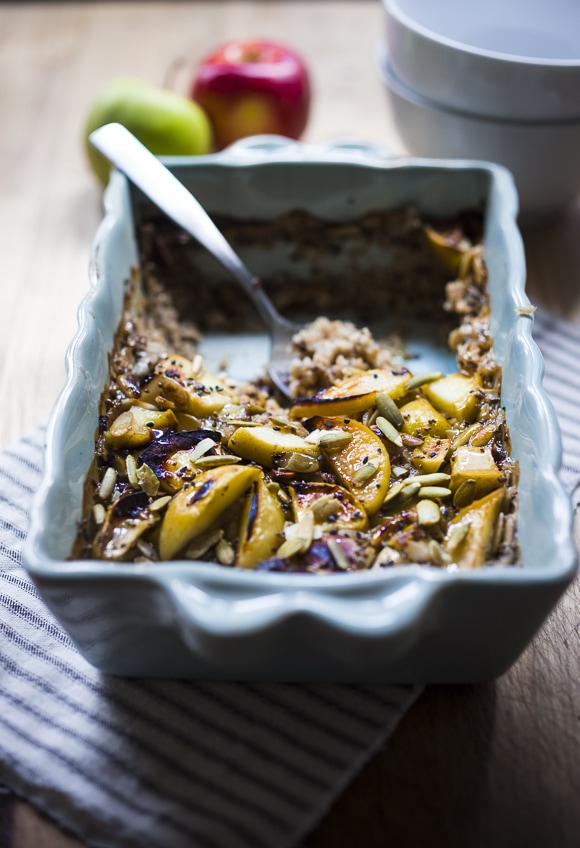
1, 3, 580, 847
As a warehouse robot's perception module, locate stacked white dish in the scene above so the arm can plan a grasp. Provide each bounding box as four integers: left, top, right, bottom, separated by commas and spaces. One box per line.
379, 0, 580, 222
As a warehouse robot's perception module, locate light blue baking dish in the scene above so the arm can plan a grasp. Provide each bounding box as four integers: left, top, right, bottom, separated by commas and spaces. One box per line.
22, 137, 577, 681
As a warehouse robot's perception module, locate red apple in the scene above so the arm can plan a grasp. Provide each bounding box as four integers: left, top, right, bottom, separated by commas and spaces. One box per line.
191, 39, 311, 150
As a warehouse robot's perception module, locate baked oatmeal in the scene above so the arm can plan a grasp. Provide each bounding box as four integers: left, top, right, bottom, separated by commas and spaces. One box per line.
73, 209, 519, 572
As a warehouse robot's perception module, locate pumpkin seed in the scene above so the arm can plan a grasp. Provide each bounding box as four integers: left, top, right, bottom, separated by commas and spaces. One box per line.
412, 472, 451, 486
404, 539, 432, 562
446, 521, 471, 552
191, 436, 219, 462
277, 488, 290, 504
136, 539, 158, 561
311, 495, 341, 521
319, 430, 353, 449
305, 429, 324, 445
184, 529, 223, 560
282, 453, 320, 473
516, 304, 536, 317
226, 419, 262, 427
137, 462, 160, 497
418, 486, 452, 499
93, 503, 106, 526
383, 478, 421, 505
405, 371, 442, 391
376, 415, 403, 447
428, 539, 446, 566
362, 408, 379, 428
416, 499, 441, 526
117, 374, 141, 399
353, 462, 378, 487
98, 466, 117, 500
372, 545, 403, 568
295, 510, 315, 547
453, 478, 477, 508
216, 538, 235, 566
470, 424, 496, 447
125, 454, 139, 488
277, 536, 309, 559
190, 353, 204, 376
375, 392, 404, 428
471, 247, 485, 285
149, 495, 172, 512
452, 422, 481, 448
492, 511, 505, 553
382, 480, 407, 504
194, 454, 241, 469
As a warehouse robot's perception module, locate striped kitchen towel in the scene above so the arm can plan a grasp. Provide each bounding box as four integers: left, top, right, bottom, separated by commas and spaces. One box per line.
531, 311, 580, 494
0, 449, 420, 847
0, 308, 577, 848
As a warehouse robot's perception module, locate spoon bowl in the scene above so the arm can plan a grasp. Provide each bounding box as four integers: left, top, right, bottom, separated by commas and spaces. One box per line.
89, 122, 300, 396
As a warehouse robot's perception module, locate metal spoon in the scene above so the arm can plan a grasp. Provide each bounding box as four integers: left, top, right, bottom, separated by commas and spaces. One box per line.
89, 122, 300, 396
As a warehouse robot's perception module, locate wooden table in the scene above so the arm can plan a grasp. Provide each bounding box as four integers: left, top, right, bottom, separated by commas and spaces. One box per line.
2, 3, 580, 847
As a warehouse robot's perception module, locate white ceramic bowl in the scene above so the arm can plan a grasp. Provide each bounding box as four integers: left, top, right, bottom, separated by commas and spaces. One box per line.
379, 55, 580, 222
383, 0, 580, 122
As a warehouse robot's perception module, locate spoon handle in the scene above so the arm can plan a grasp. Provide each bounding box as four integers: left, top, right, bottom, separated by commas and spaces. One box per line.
89, 122, 283, 329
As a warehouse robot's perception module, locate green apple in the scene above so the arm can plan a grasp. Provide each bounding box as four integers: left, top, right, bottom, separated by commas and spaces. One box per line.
85, 77, 212, 183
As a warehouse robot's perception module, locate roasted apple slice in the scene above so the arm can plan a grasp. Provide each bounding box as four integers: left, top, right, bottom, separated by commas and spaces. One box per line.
159, 464, 260, 559
423, 372, 480, 423
443, 487, 505, 568
227, 424, 320, 469
400, 397, 449, 439
138, 429, 221, 492
311, 416, 390, 515
184, 371, 236, 417
93, 490, 158, 561
141, 353, 236, 417
237, 476, 286, 568
289, 368, 410, 420
411, 436, 451, 474
450, 445, 504, 501
104, 407, 178, 451
423, 223, 471, 273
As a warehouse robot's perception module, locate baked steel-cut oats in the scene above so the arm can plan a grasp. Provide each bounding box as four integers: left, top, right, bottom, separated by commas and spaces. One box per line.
73, 209, 519, 572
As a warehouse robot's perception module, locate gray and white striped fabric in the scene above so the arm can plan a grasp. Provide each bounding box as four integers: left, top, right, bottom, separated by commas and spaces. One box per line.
0, 439, 420, 847
532, 312, 580, 491
0, 308, 578, 848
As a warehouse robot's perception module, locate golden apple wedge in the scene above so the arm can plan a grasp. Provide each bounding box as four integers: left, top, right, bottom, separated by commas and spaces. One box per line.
227, 425, 319, 469
237, 476, 286, 568
444, 487, 505, 569
311, 416, 391, 515
159, 464, 260, 560
289, 369, 410, 420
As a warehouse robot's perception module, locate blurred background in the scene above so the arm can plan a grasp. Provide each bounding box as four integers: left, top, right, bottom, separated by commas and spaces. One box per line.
2, 0, 580, 448
0, 1, 398, 449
